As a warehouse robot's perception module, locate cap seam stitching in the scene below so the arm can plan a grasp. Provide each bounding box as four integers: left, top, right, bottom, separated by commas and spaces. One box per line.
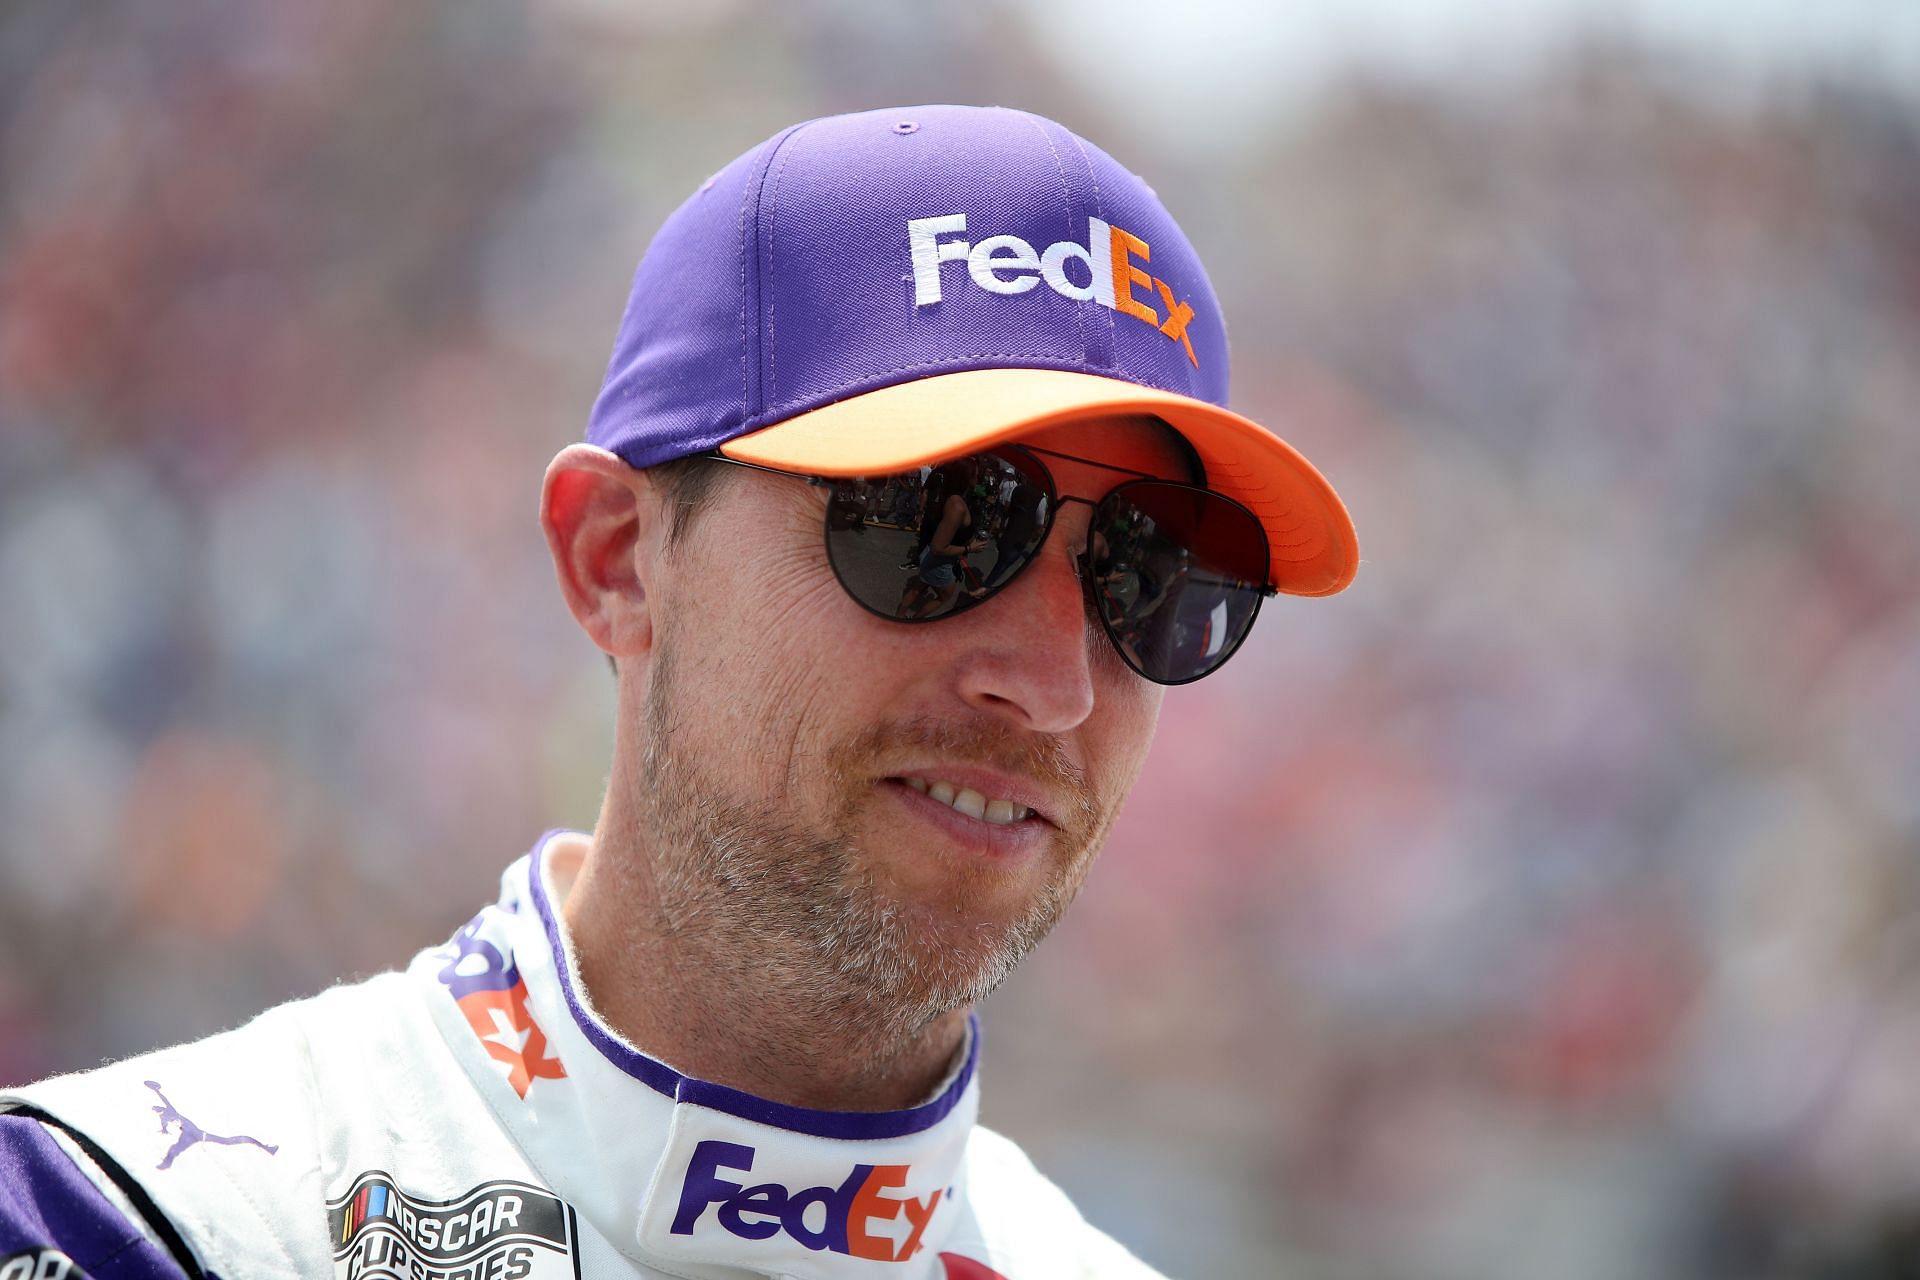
737, 124, 810, 428
735, 149, 754, 429
1058, 124, 1118, 362
762, 128, 809, 409
1012, 109, 1088, 368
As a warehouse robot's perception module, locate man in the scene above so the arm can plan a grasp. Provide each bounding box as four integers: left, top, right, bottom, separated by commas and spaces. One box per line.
1, 105, 1356, 1279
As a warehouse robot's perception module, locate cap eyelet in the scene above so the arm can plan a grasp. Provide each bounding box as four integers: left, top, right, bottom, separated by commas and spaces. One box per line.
892, 121, 919, 135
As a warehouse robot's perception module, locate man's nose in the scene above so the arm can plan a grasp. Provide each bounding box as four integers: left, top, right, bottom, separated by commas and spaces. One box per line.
952, 519, 1099, 734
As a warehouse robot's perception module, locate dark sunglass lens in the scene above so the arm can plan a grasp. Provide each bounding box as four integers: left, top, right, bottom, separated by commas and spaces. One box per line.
823, 450, 1054, 623
1088, 482, 1269, 683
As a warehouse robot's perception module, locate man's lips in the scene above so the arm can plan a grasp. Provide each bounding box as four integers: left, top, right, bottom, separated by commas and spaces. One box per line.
898, 776, 1032, 826
882, 764, 1062, 830
880, 780, 1052, 862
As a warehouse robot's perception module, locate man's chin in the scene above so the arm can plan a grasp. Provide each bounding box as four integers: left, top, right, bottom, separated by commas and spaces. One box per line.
849, 886, 1068, 1015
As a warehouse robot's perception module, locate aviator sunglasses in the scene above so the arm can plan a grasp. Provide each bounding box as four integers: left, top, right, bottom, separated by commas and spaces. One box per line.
705, 443, 1274, 685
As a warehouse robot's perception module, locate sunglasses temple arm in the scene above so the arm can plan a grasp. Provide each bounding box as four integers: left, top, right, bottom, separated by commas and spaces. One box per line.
700, 451, 831, 485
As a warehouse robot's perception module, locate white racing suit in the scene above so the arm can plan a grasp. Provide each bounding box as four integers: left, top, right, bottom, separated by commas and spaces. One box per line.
1, 833, 1165, 1279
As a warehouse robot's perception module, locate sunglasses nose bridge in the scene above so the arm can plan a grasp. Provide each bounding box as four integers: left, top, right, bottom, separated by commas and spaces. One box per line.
1040, 496, 1119, 657
1048, 492, 1099, 558
982, 516, 1108, 698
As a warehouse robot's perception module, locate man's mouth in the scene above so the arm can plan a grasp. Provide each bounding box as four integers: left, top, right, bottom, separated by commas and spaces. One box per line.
897, 776, 1034, 826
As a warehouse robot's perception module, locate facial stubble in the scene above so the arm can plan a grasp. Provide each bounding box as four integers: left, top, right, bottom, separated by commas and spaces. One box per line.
635, 638, 1107, 1052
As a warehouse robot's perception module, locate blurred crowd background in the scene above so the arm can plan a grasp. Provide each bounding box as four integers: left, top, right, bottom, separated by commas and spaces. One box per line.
3, 3, 1918, 1277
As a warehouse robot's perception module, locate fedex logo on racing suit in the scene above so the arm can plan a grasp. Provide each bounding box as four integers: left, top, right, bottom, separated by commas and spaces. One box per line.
907, 213, 1200, 367
671, 1139, 944, 1263
438, 915, 566, 1099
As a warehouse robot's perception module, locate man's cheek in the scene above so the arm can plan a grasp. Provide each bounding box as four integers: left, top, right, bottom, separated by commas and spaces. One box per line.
1102, 677, 1164, 770
754, 661, 862, 803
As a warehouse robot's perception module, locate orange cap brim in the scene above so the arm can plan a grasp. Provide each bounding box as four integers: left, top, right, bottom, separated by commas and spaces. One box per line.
720, 368, 1358, 596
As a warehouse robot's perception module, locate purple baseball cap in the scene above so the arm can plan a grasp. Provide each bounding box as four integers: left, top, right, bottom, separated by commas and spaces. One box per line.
585, 104, 1357, 596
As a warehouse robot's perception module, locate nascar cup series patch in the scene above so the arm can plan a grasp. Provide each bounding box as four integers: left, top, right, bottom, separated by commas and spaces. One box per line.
327, 1172, 578, 1280
0, 1249, 77, 1280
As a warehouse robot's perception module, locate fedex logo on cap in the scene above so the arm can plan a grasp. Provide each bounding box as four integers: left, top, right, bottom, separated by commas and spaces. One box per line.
671, 1139, 944, 1263
907, 214, 1200, 367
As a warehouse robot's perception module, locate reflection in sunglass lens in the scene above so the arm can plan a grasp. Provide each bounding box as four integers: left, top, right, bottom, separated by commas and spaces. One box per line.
1087, 481, 1269, 684
816, 452, 1270, 685
823, 449, 1055, 624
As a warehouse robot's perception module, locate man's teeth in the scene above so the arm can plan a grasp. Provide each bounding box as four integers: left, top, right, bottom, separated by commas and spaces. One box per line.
901, 777, 1033, 825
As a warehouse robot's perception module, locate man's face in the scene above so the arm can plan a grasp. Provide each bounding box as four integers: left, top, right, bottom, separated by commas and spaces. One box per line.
625, 417, 1194, 1033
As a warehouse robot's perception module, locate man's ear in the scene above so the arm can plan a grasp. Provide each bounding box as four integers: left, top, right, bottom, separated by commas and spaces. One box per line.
541, 444, 664, 660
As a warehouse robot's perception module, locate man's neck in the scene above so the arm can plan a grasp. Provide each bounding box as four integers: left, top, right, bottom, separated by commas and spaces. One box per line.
551, 831, 971, 1114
